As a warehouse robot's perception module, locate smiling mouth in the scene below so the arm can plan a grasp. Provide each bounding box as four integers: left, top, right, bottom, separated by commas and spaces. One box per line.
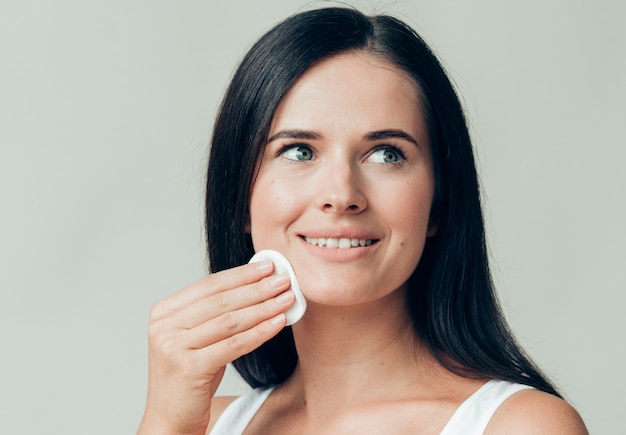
303, 236, 375, 248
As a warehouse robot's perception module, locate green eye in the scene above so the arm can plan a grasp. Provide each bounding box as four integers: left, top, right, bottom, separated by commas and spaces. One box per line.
283, 145, 314, 161
369, 147, 403, 164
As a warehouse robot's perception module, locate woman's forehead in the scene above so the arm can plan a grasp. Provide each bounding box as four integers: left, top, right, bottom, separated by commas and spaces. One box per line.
268, 52, 426, 141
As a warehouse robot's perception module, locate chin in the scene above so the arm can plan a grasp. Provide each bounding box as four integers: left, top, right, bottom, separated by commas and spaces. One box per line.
298, 276, 404, 307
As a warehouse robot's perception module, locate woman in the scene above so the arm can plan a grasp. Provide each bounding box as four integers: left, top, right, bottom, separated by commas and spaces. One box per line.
139, 7, 587, 434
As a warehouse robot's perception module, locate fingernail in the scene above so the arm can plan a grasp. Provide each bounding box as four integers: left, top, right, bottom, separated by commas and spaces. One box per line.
255, 260, 272, 273
270, 273, 289, 288
270, 313, 286, 325
275, 290, 294, 304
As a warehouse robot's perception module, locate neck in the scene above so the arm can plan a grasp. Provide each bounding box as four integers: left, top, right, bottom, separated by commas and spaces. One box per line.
281, 288, 445, 413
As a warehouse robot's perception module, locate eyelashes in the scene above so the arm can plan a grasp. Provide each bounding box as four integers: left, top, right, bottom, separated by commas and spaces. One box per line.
276, 143, 407, 165
279, 144, 315, 161
368, 145, 406, 164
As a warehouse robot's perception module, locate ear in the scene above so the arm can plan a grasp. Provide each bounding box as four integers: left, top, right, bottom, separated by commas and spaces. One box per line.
244, 215, 251, 234
427, 201, 439, 238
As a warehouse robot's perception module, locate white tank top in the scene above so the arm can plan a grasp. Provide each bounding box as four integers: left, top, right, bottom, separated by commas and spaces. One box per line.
210, 379, 533, 434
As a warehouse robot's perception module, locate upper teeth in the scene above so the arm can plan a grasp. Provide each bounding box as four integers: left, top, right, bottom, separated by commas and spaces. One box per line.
304, 237, 373, 248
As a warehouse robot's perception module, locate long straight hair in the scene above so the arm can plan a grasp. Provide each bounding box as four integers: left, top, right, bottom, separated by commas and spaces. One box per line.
205, 7, 560, 396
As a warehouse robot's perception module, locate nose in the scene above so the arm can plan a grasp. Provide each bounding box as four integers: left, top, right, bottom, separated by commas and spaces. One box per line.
316, 160, 367, 215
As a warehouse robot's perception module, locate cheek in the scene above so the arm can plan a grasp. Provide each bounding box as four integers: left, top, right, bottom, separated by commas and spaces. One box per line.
248, 177, 300, 246
249, 179, 275, 227
389, 183, 434, 270
380, 178, 434, 230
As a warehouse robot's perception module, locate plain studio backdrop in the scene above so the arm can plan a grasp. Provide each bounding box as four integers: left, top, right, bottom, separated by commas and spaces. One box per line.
1, 0, 624, 433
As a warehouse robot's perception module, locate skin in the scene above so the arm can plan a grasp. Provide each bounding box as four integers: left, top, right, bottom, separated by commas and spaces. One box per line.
137, 262, 295, 435
248, 53, 436, 310
139, 52, 588, 434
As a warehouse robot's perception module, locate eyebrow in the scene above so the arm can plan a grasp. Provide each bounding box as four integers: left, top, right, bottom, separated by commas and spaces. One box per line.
266, 128, 419, 146
364, 129, 419, 146
267, 129, 321, 143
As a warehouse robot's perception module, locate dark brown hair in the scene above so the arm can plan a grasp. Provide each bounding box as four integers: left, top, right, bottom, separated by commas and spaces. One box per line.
205, 7, 560, 396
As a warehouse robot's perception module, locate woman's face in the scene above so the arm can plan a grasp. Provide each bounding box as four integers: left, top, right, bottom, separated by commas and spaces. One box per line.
248, 51, 436, 307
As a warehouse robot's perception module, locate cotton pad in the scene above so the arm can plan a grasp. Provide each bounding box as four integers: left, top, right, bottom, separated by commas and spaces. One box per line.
249, 250, 306, 325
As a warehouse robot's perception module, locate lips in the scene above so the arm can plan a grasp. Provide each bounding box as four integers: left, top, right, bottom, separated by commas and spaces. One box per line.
303, 236, 375, 248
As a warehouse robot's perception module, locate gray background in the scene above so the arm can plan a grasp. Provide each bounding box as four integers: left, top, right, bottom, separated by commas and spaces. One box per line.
1, 0, 624, 433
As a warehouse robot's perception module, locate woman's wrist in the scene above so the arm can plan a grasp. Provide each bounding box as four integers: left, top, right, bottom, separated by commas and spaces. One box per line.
137, 412, 208, 435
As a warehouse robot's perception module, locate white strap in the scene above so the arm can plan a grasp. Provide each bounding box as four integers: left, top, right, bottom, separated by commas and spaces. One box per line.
441, 380, 533, 435
209, 386, 275, 435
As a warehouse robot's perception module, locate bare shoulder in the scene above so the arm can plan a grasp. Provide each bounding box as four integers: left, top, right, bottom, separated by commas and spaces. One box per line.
206, 396, 239, 433
485, 389, 588, 434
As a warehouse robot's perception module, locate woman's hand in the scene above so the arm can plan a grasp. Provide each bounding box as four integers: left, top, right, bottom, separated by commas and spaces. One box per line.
137, 260, 294, 435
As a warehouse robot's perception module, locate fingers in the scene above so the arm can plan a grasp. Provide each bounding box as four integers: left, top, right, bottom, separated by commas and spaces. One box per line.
150, 260, 274, 320
175, 272, 292, 330
146, 292, 290, 381
147, 261, 295, 372
196, 313, 287, 368
183, 288, 294, 350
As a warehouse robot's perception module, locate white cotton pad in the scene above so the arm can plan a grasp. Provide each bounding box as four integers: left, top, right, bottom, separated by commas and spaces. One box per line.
249, 250, 306, 325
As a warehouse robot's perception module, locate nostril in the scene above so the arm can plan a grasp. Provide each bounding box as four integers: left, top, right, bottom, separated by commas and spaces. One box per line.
323, 202, 362, 213
324, 203, 360, 211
